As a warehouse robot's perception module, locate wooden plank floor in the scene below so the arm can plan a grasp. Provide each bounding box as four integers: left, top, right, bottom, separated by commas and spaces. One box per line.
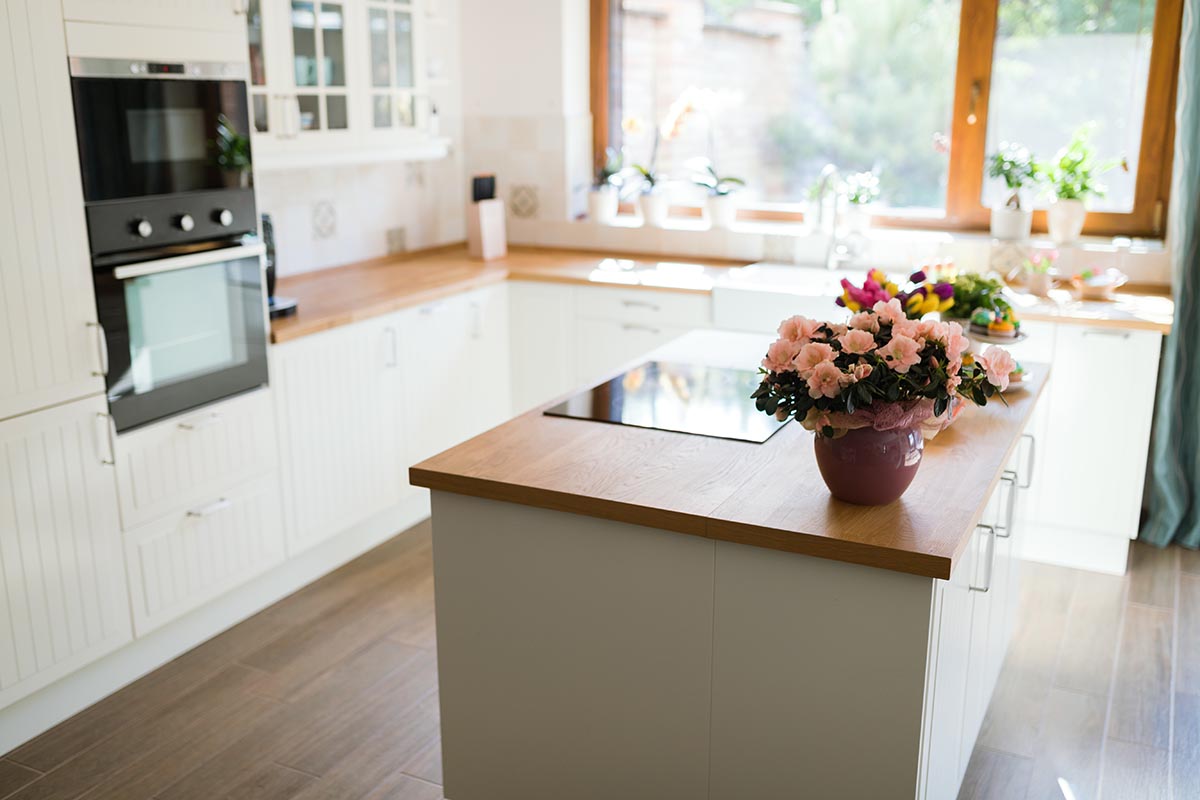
0, 523, 1195, 799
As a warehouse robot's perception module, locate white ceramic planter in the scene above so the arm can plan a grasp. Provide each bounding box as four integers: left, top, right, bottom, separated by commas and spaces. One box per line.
1028, 272, 1054, 297
844, 204, 871, 235
1047, 198, 1087, 244
639, 192, 670, 228
587, 185, 619, 225
989, 206, 1033, 240
706, 194, 739, 229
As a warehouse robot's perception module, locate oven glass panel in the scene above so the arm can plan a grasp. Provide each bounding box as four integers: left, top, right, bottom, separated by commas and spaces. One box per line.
72, 77, 252, 202
124, 261, 252, 394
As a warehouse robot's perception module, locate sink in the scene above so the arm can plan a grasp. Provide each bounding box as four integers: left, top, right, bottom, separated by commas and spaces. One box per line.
712, 262, 853, 333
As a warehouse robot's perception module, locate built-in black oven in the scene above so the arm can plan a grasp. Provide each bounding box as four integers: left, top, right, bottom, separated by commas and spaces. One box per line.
70, 57, 270, 432
69, 57, 257, 259
92, 243, 270, 433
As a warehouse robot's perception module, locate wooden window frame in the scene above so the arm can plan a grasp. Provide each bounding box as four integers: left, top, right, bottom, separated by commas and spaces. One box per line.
591, 0, 1183, 239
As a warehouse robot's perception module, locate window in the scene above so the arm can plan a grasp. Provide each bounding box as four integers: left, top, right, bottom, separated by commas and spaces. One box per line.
592, 0, 1182, 236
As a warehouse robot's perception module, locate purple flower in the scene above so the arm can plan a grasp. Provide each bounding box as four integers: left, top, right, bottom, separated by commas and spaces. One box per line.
910, 269, 927, 284
933, 282, 954, 300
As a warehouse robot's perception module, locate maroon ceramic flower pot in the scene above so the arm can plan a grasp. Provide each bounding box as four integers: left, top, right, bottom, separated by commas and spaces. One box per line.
813, 425, 924, 505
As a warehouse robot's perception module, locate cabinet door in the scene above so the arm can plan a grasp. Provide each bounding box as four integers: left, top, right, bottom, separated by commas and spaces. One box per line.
1037, 326, 1161, 539
0, 0, 106, 420
361, 0, 425, 141
62, 0, 246, 34
922, 536, 976, 800
400, 286, 511, 484
273, 317, 402, 555
0, 396, 132, 709
959, 515, 998, 779
510, 282, 576, 414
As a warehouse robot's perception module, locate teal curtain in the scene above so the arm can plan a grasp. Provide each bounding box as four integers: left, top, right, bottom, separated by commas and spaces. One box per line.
1143, 0, 1200, 548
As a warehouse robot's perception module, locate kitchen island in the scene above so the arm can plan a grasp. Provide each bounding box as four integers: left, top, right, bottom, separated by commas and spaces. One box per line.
410, 330, 1047, 800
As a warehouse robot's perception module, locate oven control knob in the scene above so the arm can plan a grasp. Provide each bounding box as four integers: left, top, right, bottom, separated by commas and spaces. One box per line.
175, 213, 195, 232
130, 218, 153, 238
213, 209, 234, 227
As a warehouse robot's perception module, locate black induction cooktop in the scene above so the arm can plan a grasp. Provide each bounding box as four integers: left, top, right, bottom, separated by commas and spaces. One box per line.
543, 361, 787, 444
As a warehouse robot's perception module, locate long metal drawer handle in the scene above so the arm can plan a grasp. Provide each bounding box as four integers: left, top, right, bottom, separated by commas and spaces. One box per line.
188, 497, 233, 518
1019, 433, 1036, 489
997, 471, 1017, 538
621, 299, 661, 311
969, 525, 996, 593
1083, 328, 1131, 339
178, 412, 223, 431
622, 323, 661, 334
87, 322, 109, 377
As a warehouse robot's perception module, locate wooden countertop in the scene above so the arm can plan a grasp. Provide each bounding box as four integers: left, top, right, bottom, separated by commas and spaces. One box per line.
270, 246, 737, 343
271, 245, 1173, 343
411, 330, 1049, 580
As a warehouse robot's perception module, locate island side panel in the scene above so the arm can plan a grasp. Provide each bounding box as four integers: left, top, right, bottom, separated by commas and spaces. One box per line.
708, 539, 935, 799
429, 492, 716, 800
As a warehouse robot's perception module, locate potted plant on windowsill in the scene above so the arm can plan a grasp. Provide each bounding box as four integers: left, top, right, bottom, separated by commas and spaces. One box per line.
633, 163, 670, 228
1041, 125, 1121, 245
752, 303, 1013, 505
843, 170, 880, 234
688, 158, 745, 229
987, 142, 1036, 240
588, 147, 624, 225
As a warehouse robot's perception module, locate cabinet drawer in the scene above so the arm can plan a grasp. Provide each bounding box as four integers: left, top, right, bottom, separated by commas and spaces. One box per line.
114, 390, 278, 529
124, 476, 286, 636
576, 287, 712, 329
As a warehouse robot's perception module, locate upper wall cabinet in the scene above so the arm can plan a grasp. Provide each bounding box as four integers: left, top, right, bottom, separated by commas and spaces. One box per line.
246, 0, 448, 170
0, 0, 106, 421
62, 0, 248, 34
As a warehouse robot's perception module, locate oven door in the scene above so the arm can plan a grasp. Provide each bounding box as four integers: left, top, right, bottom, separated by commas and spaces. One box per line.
95, 244, 270, 433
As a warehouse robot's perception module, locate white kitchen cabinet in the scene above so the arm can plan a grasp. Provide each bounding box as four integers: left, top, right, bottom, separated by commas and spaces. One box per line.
123, 475, 286, 635
113, 390, 279, 530
0, 396, 132, 710
272, 315, 404, 555
400, 285, 510, 485
509, 282, 578, 414
0, 0, 106, 421
573, 287, 713, 387
247, 0, 446, 169
62, 0, 247, 33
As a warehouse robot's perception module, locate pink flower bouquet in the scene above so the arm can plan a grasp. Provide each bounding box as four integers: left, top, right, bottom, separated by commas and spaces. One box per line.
753, 299, 1013, 438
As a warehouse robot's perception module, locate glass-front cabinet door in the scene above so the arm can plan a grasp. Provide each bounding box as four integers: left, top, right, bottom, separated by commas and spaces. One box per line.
366, 0, 419, 133
289, 0, 350, 133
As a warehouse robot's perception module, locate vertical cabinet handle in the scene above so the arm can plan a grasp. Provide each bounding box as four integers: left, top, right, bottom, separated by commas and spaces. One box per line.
289, 95, 302, 138
1019, 433, 1036, 489
969, 524, 996, 593
87, 321, 108, 377
95, 412, 115, 466
384, 326, 399, 368
470, 302, 482, 339
997, 471, 1017, 538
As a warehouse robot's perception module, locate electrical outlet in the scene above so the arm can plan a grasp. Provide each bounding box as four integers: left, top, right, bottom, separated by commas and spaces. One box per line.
312, 200, 337, 239
386, 226, 408, 254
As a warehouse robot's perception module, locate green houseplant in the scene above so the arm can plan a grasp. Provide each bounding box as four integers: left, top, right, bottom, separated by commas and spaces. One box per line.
689, 158, 745, 229
986, 142, 1037, 240
632, 162, 670, 228
588, 147, 624, 225
1041, 125, 1121, 244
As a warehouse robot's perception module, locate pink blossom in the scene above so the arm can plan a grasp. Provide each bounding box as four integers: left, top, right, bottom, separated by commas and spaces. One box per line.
946, 374, 962, 392
838, 328, 877, 355
848, 311, 880, 333
806, 360, 845, 399
878, 334, 923, 373
793, 341, 836, 375
873, 298, 907, 326
761, 338, 802, 373
891, 317, 923, 343
918, 319, 950, 343
850, 361, 873, 382
944, 322, 970, 363
778, 315, 820, 343
979, 346, 1016, 391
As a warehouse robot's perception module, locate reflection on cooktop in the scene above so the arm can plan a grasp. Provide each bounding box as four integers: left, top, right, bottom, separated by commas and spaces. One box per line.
544, 361, 787, 444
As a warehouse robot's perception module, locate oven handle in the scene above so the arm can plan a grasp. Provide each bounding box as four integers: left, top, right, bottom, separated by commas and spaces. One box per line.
113, 243, 266, 281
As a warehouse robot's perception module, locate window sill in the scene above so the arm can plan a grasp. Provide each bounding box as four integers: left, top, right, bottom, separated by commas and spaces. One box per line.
505, 214, 1170, 286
